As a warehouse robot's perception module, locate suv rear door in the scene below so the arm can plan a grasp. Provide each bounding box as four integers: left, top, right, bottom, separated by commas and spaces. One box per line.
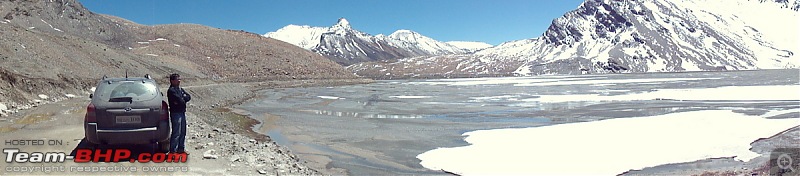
92, 80, 163, 130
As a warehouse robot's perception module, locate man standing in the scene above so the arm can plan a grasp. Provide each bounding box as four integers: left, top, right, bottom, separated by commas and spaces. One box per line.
167, 73, 191, 154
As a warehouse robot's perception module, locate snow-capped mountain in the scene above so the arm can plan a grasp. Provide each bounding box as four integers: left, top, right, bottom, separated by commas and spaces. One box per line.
261, 24, 328, 51
378, 30, 466, 55
349, 0, 799, 78
265, 18, 471, 65
445, 41, 493, 53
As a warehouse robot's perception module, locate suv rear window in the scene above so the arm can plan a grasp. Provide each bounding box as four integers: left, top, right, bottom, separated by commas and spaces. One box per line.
95, 81, 158, 102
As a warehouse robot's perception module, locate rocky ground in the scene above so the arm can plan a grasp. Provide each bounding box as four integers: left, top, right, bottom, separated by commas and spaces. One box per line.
0, 0, 357, 107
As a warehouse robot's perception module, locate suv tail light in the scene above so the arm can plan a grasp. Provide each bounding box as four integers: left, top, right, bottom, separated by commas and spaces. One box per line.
85, 103, 97, 123
161, 101, 169, 121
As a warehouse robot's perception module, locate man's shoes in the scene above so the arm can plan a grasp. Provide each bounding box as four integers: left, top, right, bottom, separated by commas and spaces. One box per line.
168, 151, 189, 155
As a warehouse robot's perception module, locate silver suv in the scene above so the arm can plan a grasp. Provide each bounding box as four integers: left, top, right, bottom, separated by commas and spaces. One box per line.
84, 75, 170, 151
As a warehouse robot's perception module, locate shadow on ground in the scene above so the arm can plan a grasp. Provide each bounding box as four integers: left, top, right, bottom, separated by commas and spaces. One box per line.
69, 138, 169, 162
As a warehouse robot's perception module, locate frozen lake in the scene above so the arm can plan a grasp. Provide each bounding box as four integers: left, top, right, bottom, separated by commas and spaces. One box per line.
238, 69, 799, 175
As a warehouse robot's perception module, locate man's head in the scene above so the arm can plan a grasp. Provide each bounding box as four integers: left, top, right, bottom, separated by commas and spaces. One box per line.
169, 73, 181, 86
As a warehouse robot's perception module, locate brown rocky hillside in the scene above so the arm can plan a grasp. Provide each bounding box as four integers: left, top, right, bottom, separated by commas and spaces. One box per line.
0, 0, 356, 108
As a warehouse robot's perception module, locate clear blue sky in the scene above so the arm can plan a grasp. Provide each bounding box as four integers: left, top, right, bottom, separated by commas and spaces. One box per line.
80, 0, 585, 45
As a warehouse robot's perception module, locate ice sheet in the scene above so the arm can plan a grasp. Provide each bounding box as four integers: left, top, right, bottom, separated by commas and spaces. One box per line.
513, 77, 719, 87
417, 109, 800, 175
407, 77, 599, 86
529, 85, 800, 103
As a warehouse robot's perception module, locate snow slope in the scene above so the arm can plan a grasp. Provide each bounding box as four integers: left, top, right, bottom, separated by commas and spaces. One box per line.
380, 29, 466, 55
264, 24, 328, 50
445, 41, 493, 53
349, 0, 800, 78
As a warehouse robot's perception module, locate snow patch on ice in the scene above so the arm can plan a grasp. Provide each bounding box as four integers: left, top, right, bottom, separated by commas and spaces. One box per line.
529, 85, 799, 103
389, 96, 432, 99
317, 96, 344, 100
469, 95, 519, 100
407, 77, 598, 86
761, 108, 800, 118
513, 77, 718, 87
417, 109, 800, 175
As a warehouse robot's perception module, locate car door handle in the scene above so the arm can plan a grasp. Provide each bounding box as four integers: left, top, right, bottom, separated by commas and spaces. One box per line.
106, 108, 151, 114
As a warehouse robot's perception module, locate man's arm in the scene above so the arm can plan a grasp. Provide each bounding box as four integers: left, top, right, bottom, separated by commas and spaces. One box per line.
181, 88, 191, 102
168, 87, 186, 105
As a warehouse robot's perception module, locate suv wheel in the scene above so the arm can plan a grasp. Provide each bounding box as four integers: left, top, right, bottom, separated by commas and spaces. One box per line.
158, 141, 170, 153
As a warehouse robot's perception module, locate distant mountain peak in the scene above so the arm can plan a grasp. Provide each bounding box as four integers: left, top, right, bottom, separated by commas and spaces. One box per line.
334, 18, 351, 29
388, 29, 421, 41
391, 29, 416, 35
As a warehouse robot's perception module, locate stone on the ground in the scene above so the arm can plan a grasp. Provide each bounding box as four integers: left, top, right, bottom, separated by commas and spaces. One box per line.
203, 149, 218, 159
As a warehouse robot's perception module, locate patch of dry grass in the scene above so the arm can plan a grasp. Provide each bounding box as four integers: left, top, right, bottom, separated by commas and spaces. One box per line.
0, 126, 18, 133
16, 113, 54, 125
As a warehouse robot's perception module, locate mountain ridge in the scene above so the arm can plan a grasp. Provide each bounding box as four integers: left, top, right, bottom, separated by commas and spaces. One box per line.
265, 18, 481, 65
445, 41, 493, 53
348, 0, 799, 79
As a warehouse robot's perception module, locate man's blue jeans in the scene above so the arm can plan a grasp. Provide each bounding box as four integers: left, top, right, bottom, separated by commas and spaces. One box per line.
169, 112, 186, 153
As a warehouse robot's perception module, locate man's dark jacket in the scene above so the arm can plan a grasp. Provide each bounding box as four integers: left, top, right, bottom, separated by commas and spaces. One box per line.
167, 85, 191, 113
